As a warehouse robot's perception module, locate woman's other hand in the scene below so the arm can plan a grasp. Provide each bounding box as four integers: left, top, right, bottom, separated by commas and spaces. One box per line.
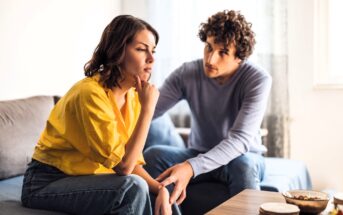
155, 186, 172, 215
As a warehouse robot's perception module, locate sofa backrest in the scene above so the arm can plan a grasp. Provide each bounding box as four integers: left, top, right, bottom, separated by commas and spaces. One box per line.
0, 96, 54, 180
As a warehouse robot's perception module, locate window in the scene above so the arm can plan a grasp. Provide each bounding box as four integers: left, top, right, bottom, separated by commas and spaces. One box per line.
314, 0, 343, 88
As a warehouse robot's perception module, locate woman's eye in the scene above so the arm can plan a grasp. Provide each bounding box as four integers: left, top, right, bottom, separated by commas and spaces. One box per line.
136, 48, 146, 51
206, 45, 212, 52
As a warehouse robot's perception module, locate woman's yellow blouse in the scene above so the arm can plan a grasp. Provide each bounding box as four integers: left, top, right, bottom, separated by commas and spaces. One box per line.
32, 75, 145, 175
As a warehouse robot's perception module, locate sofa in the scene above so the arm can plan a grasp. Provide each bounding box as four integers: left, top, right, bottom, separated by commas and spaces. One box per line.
0, 96, 312, 215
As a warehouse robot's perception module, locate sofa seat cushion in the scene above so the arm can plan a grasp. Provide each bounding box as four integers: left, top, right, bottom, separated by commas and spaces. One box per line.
0, 201, 65, 215
0, 176, 23, 201
0, 176, 66, 215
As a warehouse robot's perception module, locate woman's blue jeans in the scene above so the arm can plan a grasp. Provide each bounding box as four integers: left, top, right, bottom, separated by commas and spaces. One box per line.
21, 160, 152, 215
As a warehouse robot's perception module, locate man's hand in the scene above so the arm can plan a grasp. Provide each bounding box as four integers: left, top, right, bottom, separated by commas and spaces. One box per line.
156, 161, 194, 205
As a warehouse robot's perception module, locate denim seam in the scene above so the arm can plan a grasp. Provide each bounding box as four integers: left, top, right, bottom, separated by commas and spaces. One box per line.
31, 187, 124, 198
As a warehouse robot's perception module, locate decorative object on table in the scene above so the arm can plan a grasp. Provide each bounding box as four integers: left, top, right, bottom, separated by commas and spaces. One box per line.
259, 202, 300, 215
330, 193, 343, 215
282, 189, 329, 214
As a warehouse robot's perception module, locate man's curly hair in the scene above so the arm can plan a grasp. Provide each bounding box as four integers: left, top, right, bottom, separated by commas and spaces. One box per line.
198, 10, 255, 61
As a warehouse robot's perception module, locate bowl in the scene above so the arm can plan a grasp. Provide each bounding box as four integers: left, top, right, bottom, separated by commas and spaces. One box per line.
282, 190, 329, 214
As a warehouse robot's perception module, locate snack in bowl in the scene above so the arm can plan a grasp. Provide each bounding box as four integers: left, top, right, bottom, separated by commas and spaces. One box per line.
282, 190, 329, 214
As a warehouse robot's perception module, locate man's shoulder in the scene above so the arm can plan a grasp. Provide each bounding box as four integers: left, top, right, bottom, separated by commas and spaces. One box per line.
178, 59, 203, 73
240, 61, 271, 80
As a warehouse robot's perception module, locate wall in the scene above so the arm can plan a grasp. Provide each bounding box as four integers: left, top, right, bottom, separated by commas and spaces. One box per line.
0, 0, 120, 100
288, 0, 343, 191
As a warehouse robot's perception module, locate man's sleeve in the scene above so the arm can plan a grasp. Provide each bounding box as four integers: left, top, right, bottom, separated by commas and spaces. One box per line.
188, 74, 272, 177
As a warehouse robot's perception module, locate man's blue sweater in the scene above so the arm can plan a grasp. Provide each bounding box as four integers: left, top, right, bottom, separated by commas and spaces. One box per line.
154, 59, 272, 177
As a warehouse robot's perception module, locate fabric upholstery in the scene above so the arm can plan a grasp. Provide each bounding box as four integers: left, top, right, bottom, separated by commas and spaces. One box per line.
0, 96, 54, 179
144, 114, 185, 151
260, 157, 312, 192
0, 201, 64, 215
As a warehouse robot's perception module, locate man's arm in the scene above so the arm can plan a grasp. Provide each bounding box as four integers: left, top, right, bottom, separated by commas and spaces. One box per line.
188, 74, 272, 177
158, 73, 272, 204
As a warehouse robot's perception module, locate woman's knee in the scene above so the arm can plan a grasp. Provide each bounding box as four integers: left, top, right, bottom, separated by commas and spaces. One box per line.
127, 175, 149, 194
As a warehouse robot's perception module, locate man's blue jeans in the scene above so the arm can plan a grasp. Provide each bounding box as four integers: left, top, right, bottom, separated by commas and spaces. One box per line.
21, 160, 152, 215
144, 145, 265, 203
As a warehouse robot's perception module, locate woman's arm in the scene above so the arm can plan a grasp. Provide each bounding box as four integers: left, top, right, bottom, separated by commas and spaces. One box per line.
133, 165, 172, 215
113, 107, 155, 175
114, 77, 159, 175
133, 165, 161, 193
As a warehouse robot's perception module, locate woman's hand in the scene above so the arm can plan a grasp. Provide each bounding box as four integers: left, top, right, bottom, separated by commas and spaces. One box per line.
135, 75, 159, 113
155, 186, 172, 215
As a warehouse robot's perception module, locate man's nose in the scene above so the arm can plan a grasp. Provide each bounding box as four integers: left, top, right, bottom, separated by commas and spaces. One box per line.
206, 52, 217, 65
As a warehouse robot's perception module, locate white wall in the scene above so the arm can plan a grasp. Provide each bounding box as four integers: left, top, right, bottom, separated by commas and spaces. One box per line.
0, 0, 121, 100
288, 0, 343, 191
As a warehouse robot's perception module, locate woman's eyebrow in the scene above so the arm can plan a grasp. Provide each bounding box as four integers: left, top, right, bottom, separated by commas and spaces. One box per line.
136, 41, 156, 49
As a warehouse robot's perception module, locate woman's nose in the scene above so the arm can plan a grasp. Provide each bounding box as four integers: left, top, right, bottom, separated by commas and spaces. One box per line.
146, 52, 154, 64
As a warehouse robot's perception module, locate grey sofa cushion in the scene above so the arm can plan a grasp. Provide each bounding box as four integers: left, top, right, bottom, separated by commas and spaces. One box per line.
144, 114, 185, 151
0, 201, 65, 215
0, 176, 66, 215
0, 96, 54, 179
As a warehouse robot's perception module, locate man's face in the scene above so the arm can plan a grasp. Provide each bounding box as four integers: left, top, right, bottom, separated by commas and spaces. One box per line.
203, 36, 241, 80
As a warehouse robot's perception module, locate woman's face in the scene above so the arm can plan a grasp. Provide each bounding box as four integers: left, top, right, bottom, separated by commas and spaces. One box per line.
121, 29, 156, 84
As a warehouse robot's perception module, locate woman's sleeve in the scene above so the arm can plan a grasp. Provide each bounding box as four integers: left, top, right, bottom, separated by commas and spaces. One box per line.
75, 89, 125, 169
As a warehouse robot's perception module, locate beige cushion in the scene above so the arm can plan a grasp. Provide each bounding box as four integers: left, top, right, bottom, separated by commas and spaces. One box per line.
0, 96, 54, 179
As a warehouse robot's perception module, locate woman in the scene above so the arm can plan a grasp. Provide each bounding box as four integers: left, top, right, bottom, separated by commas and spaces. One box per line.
21, 15, 171, 215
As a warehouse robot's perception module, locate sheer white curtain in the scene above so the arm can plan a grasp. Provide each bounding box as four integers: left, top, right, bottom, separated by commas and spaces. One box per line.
123, 0, 289, 157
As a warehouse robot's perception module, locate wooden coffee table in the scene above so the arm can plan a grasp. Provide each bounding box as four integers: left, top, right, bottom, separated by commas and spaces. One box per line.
206, 189, 285, 215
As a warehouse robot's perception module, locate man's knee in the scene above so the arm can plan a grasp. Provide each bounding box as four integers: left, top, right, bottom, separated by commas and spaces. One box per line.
229, 153, 257, 175
144, 145, 170, 164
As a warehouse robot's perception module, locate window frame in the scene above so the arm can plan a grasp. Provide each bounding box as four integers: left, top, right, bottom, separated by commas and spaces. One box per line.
313, 0, 343, 89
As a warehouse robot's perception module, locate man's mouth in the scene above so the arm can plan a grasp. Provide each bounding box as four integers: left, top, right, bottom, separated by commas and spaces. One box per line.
205, 64, 217, 71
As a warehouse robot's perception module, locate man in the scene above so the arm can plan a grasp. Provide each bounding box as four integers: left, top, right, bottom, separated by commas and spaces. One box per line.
144, 10, 272, 210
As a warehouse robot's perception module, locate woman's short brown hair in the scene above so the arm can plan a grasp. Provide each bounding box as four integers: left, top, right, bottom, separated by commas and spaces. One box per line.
84, 15, 159, 89
198, 10, 255, 61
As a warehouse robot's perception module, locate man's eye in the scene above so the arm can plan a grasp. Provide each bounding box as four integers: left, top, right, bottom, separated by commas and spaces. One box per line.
219, 51, 228, 56
206, 45, 212, 52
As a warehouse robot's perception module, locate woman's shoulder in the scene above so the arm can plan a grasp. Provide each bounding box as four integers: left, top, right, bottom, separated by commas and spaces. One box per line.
66, 76, 108, 103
